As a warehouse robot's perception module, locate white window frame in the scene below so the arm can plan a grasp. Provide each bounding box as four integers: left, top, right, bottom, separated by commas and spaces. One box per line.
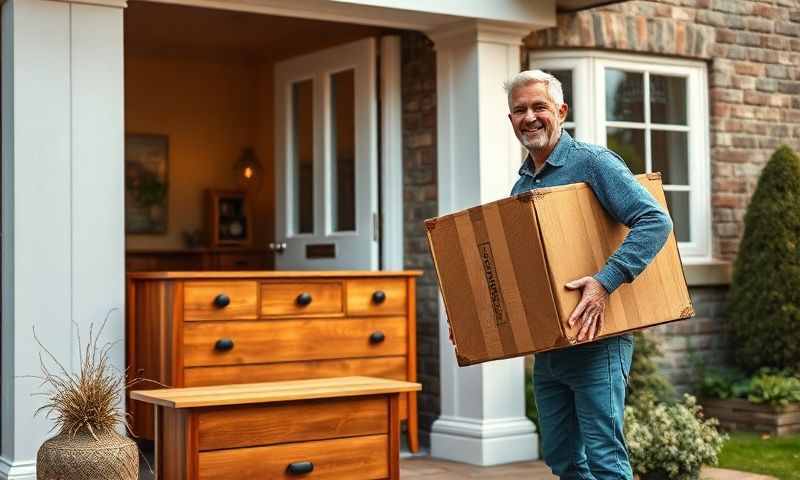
529, 50, 711, 262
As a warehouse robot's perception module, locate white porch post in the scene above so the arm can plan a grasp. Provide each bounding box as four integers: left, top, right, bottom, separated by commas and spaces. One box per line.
428, 21, 538, 466
1, 1, 125, 479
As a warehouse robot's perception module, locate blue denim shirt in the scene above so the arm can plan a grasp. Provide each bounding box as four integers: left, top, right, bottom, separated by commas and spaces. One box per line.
510, 130, 673, 294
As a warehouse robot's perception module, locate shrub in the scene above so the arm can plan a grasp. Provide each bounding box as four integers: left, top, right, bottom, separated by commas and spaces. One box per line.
698, 367, 800, 407
748, 371, 800, 406
627, 331, 674, 407
727, 145, 800, 372
625, 394, 727, 480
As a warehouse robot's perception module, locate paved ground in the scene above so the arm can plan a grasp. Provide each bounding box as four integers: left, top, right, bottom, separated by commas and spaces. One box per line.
140, 450, 776, 479
400, 458, 777, 480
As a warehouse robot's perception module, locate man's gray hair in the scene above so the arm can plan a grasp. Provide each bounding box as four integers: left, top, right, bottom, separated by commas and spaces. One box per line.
503, 70, 564, 110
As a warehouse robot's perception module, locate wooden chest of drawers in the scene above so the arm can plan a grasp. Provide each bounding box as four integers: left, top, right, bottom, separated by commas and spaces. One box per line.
127, 271, 422, 452
130, 377, 421, 480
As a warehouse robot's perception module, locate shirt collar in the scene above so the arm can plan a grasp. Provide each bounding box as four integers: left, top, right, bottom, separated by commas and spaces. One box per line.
518, 129, 573, 177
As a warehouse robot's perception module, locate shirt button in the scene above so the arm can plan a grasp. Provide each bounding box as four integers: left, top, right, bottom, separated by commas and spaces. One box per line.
535, 179, 541, 183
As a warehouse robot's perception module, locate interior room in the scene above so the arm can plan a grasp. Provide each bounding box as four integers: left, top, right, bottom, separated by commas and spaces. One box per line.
123, 1, 385, 272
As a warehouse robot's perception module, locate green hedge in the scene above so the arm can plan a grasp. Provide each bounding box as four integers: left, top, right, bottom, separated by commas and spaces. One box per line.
727, 145, 800, 373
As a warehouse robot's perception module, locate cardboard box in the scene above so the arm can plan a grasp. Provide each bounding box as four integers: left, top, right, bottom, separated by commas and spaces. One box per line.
424, 173, 693, 366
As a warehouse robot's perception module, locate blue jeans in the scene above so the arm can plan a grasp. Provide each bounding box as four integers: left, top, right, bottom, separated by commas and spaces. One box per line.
533, 335, 634, 480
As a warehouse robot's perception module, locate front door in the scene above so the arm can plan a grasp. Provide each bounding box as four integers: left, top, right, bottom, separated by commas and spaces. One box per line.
273, 38, 378, 270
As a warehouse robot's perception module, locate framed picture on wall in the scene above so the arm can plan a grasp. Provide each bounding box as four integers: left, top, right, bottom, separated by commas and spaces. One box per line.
125, 134, 169, 234
206, 189, 252, 247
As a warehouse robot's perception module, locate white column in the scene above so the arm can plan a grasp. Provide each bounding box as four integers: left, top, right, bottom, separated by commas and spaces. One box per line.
1, 1, 125, 479
428, 21, 538, 466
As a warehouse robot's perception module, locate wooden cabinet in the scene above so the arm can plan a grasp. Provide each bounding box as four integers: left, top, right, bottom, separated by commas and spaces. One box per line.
127, 271, 422, 452
131, 377, 421, 480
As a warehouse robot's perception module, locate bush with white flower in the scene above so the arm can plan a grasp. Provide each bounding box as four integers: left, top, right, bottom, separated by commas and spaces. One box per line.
625, 393, 727, 480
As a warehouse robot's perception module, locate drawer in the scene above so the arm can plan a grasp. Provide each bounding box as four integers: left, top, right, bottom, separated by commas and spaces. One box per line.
184, 356, 408, 387
260, 281, 343, 317
184, 281, 257, 321
183, 318, 408, 367
198, 434, 388, 480
347, 278, 406, 316
198, 396, 388, 451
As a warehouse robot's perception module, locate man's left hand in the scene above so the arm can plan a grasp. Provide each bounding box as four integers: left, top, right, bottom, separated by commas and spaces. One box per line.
565, 276, 609, 342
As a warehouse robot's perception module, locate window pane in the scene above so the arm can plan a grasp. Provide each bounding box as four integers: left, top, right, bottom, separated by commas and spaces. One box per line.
549, 69, 573, 123
665, 191, 691, 242
606, 127, 645, 174
650, 75, 687, 125
292, 79, 314, 234
652, 130, 689, 185
606, 69, 644, 122
331, 69, 356, 232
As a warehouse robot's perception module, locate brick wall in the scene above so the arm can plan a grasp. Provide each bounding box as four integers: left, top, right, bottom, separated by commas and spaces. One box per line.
401, 31, 439, 448
524, 0, 799, 388
525, 0, 800, 261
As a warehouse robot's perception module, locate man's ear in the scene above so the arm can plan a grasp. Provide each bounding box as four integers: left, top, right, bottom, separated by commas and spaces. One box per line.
559, 103, 569, 123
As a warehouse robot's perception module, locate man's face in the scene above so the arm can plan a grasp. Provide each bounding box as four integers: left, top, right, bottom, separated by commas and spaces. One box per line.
508, 81, 568, 153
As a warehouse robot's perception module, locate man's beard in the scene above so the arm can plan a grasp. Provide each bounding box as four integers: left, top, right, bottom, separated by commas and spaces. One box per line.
522, 128, 551, 151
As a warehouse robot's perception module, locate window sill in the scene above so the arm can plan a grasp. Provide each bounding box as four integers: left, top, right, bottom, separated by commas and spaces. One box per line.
682, 259, 732, 287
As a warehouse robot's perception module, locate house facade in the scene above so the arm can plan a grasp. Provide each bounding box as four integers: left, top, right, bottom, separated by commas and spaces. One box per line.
1, 0, 798, 478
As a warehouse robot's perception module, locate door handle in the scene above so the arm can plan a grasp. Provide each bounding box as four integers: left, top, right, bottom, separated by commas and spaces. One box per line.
269, 242, 287, 254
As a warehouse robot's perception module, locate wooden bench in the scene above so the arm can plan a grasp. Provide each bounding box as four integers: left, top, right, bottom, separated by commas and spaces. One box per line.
131, 376, 421, 480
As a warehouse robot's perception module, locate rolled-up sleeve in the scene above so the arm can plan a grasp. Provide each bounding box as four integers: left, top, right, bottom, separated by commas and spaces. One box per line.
587, 151, 673, 294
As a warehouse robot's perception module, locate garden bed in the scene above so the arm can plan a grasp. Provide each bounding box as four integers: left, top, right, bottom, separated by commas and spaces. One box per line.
701, 398, 800, 436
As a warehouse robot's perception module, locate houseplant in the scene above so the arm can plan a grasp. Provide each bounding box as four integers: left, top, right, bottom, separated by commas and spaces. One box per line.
33, 313, 139, 480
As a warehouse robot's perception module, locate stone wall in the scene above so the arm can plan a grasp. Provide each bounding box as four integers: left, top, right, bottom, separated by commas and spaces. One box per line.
401, 31, 439, 448
651, 286, 730, 392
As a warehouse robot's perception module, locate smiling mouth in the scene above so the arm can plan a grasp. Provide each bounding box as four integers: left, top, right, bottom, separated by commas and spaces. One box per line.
523, 125, 545, 134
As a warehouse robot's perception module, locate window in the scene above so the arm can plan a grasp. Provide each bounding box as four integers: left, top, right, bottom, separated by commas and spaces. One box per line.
529, 51, 710, 261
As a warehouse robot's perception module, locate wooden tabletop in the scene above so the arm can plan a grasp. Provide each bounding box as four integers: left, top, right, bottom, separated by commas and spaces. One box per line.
130, 376, 422, 409
127, 270, 424, 280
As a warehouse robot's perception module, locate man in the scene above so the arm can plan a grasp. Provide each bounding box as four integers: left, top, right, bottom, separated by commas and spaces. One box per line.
505, 70, 672, 479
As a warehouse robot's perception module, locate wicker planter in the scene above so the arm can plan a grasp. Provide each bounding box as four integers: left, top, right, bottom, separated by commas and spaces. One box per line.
701, 398, 800, 436
37, 430, 138, 480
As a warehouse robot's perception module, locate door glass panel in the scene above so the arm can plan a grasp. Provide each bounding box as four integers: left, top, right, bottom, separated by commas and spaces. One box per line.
665, 191, 691, 242
549, 69, 573, 123
607, 127, 645, 174
292, 79, 314, 234
606, 69, 644, 122
652, 130, 689, 185
330, 69, 356, 232
650, 75, 687, 125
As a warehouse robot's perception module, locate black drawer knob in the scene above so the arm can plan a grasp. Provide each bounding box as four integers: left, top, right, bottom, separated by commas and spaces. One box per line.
369, 331, 385, 344
213, 293, 230, 308
372, 290, 386, 304
214, 338, 234, 352
296, 292, 313, 306
286, 461, 314, 475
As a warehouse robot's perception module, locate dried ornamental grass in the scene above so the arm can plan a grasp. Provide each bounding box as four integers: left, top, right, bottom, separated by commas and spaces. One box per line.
30, 311, 134, 438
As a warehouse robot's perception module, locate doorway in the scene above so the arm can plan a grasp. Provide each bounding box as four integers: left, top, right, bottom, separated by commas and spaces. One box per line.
124, 1, 396, 272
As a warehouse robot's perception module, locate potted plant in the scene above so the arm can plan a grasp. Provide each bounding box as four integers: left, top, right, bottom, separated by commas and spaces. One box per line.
32, 314, 139, 480
625, 394, 727, 480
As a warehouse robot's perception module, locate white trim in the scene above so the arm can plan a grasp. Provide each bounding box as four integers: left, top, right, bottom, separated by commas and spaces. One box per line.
139, 0, 453, 30
0, 458, 35, 480
431, 417, 538, 466
529, 49, 712, 261
50, 0, 127, 8
380, 35, 404, 270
